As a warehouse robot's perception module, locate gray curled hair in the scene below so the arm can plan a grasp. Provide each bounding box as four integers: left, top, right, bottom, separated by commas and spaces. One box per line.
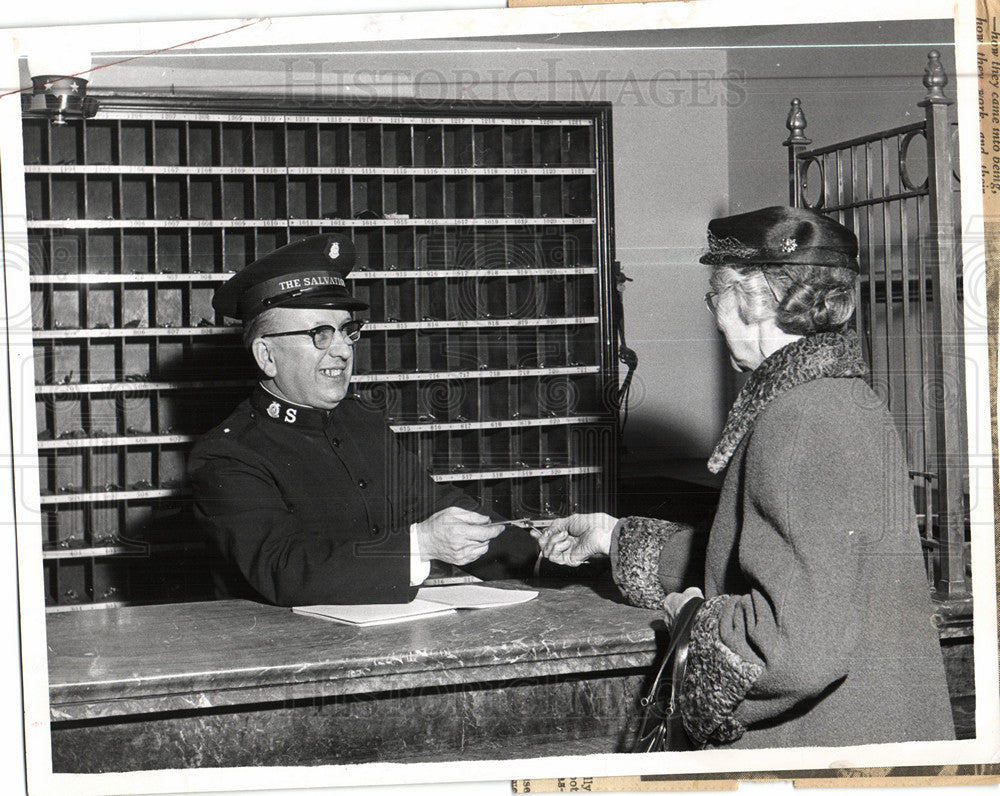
710, 263, 857, 335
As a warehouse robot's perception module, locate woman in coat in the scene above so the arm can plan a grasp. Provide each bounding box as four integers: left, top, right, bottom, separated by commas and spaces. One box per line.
536, 206, 955, 749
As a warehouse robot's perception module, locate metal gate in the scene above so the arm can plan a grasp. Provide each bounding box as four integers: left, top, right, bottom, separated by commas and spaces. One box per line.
784, 50, 968, 597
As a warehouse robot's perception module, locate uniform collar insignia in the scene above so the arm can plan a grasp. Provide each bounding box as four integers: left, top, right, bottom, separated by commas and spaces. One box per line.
252, 384, 333, 430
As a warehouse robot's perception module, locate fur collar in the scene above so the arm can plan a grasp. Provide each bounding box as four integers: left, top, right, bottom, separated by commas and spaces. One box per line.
708, 331, 868, 474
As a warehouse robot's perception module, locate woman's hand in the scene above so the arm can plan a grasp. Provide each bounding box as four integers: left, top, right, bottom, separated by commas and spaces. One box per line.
663, 586, 705, 632
532, 513, 618, 566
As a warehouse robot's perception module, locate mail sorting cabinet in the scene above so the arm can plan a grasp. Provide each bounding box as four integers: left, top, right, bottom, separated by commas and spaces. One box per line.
23, 96, 619, 610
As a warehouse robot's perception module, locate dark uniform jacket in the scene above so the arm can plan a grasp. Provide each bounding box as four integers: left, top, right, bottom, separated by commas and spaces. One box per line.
609, 332, 955, 749
189, 385, 538, 606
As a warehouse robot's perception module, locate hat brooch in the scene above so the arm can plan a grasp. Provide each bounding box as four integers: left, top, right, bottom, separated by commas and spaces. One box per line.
779, 236, 797, 253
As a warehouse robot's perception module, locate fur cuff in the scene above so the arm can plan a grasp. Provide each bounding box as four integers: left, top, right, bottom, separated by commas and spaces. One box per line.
612, 517, 685, 609
678, 595, 763, 746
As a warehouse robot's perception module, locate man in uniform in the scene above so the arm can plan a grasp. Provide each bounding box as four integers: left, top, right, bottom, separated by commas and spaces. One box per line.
189, 233, 538, 606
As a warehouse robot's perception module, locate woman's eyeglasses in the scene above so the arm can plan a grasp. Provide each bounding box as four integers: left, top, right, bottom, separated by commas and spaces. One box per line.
705, 277, 782, 316
261, 320, 366, 349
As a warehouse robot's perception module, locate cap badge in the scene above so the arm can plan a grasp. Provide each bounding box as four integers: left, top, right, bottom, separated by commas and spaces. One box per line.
327, 241, 341, 260
267, 401, 281, 419
779, 236, 798, 253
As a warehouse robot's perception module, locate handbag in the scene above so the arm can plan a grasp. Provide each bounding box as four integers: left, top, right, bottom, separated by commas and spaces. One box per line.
631, 595, 705, 752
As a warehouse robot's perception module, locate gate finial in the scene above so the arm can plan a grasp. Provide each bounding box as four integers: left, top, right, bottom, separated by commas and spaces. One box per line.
921, 49, 952, 105
784, 98, 811, 146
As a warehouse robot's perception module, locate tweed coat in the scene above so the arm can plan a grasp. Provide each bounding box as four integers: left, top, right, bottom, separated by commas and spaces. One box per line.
189, 384, 538, 606
610, 332, 955, 749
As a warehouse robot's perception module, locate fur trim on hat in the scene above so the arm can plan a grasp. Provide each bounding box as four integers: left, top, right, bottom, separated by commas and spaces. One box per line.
678, 595, 764, 746
612, 517, 690, 610
708, 331, 868, 474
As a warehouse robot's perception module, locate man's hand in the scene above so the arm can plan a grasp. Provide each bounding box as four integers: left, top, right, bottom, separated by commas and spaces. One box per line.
533, 512, 618, 567
413, 507, 506, 566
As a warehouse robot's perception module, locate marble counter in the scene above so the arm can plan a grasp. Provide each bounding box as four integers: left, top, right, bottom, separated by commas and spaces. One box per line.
48, 582, 665, 770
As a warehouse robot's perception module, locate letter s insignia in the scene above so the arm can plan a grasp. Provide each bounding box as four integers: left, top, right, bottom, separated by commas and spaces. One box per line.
284, 407, 297, 424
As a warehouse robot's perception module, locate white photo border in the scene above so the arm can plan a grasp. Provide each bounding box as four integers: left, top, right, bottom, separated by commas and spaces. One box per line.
1, 1, 995, 794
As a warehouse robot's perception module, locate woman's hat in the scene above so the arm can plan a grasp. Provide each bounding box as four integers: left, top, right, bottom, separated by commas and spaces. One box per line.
699, 206, 860, 273
213, 233, 369, 322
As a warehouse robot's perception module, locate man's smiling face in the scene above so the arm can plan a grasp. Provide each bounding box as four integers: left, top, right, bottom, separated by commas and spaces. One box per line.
254, 307, 355, 410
